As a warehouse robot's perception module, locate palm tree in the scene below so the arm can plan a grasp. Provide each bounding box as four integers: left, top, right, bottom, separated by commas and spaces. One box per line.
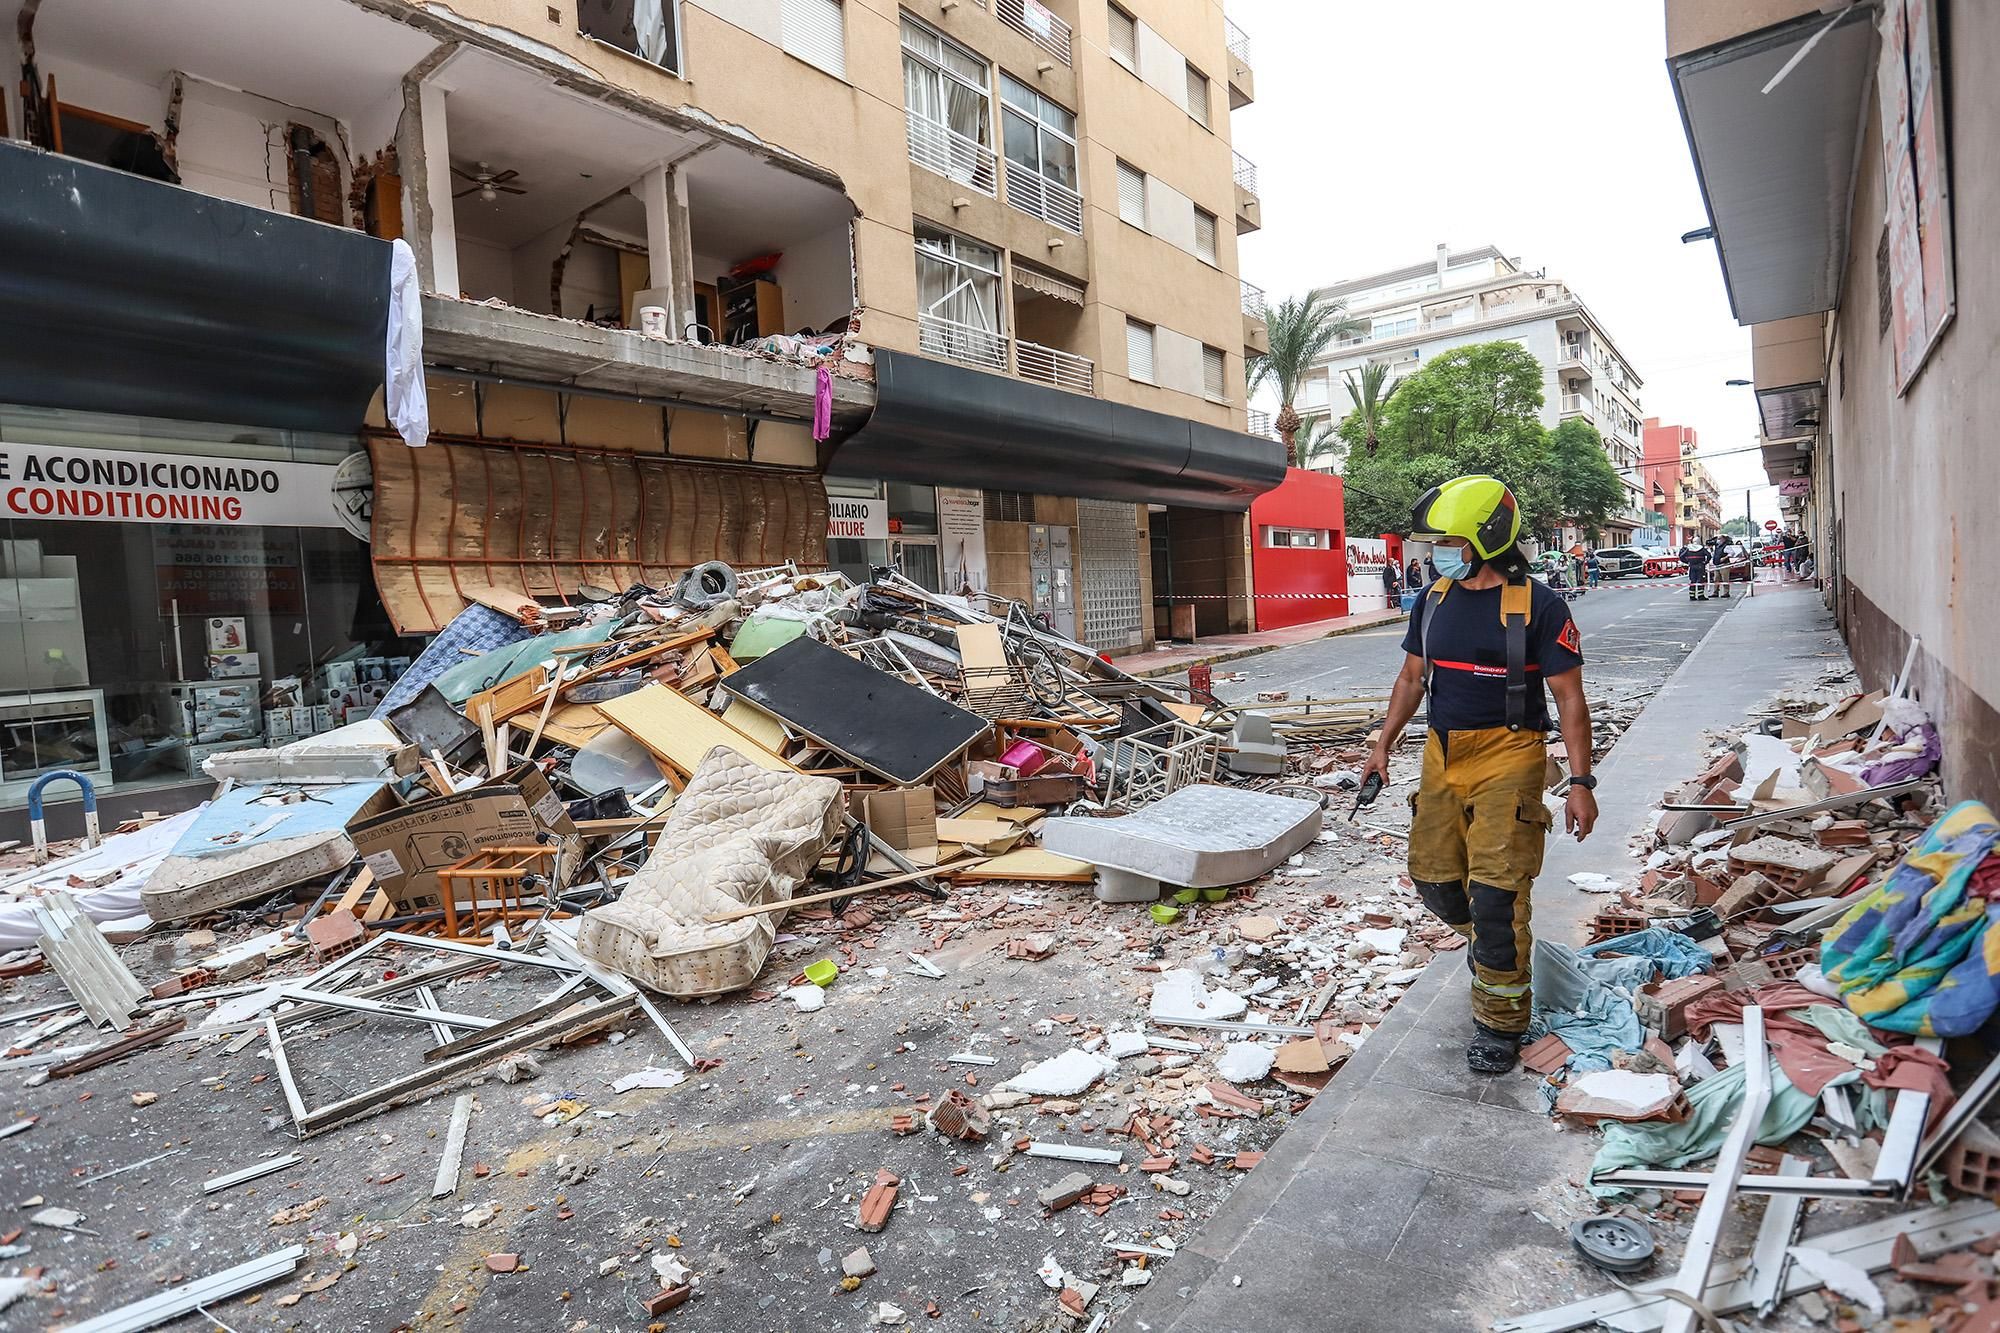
1343, 362, 1400, 458
1249, 292, 1364, 466
1295, 414, 1343, 471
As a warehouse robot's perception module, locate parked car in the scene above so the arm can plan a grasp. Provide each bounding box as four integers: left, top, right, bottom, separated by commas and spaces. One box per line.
1641, 550, 1686, 578
1590, 546, 1650, 579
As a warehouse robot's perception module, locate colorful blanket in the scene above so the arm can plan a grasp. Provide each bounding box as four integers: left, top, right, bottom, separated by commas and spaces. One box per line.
1820, 800, 2000, 1036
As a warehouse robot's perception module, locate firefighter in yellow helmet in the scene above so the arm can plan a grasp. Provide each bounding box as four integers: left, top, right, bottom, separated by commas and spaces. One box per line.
1361, 476, 1599, 1073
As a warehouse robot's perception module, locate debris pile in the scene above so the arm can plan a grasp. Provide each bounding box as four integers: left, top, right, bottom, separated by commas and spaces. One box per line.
1499, 677, 2000, 1331
0, 562, 1420, 1327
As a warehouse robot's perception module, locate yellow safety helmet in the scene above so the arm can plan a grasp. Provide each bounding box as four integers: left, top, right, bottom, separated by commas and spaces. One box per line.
1409, 475, 1521, 562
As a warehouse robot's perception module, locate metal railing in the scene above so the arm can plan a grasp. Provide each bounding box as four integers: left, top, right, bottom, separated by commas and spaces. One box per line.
1226, 16, 1251, 64
1016, 339, 1095, 394
1240, 279, 1267, 320
1559, 393, 1593, 416
1556, 342, 1587, 364
1003, 170, 1084, 234
918, 312, 1008, 372
998, 0, 1072, 64
1232, 150, 1258, 194
906, 113, 997, 195
1246, 407, 1274, 438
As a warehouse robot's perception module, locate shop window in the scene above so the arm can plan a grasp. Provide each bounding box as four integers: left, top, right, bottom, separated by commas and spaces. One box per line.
578, 0, 683, 74
0, 410, 418, 813
886, 482, 938, 535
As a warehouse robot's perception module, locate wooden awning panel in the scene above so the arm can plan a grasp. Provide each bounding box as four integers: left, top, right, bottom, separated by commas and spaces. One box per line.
370, 437, 828, 633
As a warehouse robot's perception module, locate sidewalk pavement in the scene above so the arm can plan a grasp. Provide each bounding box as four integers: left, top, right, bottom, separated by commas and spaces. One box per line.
1119, 585, 1848, 1333
1114, 609, 1408, 679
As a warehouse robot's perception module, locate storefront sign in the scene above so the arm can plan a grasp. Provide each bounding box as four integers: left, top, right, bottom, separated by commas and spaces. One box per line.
827, 496, 889, 541
1346, 537, 1390, 614
1778, 478, 1810, 498
0, 441, 346, 528
937, 487, 988, 593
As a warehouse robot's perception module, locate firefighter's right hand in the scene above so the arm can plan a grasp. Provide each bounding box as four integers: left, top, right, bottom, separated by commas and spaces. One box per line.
1360, 744, 1392, 793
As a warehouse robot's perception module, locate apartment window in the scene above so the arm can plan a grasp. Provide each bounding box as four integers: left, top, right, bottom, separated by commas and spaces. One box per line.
578, 0, 682, 74
781, 0, 846, 79
1000, 74, 1081, 232
1125, 318, 1156, 383
1107, 4, 1137, 69
1202, 345, 1226, 399
916, 225, 1004, 368
1116, 160, 1147, 228
1370, 315, 1416, 340
1193, 207, 1218, 264
902, 16, 994, 190
1183, 63, 1210, 127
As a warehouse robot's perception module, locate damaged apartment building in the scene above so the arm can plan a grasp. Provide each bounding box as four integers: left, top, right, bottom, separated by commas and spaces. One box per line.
0, 0, 1281, 839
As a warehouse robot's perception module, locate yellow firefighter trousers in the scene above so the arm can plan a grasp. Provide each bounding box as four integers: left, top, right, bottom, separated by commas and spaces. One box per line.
1407, 729, 1554, 1033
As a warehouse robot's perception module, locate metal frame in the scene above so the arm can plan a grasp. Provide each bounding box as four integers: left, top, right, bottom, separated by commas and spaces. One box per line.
64, 1243, 306, 1333
1746, 1156, 1810, 1316
1660, 1005, 1769, 1333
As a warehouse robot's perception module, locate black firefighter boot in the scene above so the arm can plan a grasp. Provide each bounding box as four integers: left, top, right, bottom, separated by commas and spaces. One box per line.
1466, 1023, 1520, 1075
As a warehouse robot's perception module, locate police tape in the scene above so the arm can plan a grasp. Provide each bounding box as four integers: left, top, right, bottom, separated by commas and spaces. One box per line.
1152, 575, 1792, 603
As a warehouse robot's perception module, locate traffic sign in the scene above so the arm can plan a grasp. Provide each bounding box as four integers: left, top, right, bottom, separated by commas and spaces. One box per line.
1764, 519, 1779, 530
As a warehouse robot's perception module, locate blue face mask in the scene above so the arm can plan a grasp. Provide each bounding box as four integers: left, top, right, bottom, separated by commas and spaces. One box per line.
1433, 546, 1473, 579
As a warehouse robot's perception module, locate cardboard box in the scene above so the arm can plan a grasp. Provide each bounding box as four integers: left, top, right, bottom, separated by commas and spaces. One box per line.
358, 656, 392, 684
318, 662, 359, 695
206, 616, 248, 652
290, 706, 315, 736
347, 766, 580, 913
207, 652, 261, 679
387, 656, 412, 680
264, 675, 305, 707
312, 705, 334, 732
865, 785, 937, 852
264, 709, 295, 741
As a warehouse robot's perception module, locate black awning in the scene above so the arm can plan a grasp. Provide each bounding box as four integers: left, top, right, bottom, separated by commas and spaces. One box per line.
0, 141, 390, 434
829, 350, 1285, 511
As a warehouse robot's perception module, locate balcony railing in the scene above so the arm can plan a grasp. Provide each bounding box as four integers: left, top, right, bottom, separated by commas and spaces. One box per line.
1240, 279, 1267, 320
918, 312, 1007, 373
1017, 339, 1095, 394
1559, 393, 1593, 417
998, 0, 1072, 64
1003, 170, 1083, 234
918, 314, 1096, 394
1556, 342, 1587, 364
1226, 16, 1251, 63
1232, 150, 1258, 194
906, 114, 997, 195
1246, 407, 1275, 438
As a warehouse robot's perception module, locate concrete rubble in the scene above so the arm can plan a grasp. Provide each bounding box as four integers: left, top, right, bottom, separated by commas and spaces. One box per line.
0, 560, 1445, 1327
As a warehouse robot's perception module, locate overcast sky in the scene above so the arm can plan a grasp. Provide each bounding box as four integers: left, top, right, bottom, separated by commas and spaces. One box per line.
1229, 0, 1781, 526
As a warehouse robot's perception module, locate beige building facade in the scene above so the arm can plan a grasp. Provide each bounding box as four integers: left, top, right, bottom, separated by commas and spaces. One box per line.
0, 0, 1280, 828
1666, 0, 2000, 801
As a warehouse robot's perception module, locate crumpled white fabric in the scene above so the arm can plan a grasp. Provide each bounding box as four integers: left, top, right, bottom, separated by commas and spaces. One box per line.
386, 237, 429, 449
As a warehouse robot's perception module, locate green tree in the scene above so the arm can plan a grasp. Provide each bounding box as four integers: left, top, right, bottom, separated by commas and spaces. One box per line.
1546, 419, 1627, 534
1296, 414, 1343, 470
1341, 362, 1400, 458
1249, 293, 1365, 466
1340, 340, 1565, 538
1721, 516, 1757, 538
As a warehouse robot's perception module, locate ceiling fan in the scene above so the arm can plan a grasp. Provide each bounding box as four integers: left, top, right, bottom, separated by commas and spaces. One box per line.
452, 161, 525, 202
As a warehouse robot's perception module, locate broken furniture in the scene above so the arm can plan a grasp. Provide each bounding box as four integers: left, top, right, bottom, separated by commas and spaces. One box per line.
1042, 784, 1323, 903
141, 780, 397, 921
722, 635, 992, 785
1099, 719, 1222, 808
576, 747, 844, 996
434, 845, 561, 940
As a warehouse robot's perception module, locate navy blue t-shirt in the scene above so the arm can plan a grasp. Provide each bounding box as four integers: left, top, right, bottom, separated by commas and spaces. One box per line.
1400, 578, 1584, 733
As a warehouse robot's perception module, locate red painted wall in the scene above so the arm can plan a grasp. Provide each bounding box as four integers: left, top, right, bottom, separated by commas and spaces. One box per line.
1249, 468, 1348, 630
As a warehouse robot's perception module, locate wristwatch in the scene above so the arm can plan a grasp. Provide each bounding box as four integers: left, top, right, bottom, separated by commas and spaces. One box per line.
1567, 774, 1598, 791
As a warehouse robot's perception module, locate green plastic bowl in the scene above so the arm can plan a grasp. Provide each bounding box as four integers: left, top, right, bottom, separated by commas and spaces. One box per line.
803, 959, 839, 987
1201, 888, 1229, 902
1150, 903, 1182, 925
1173, 888, 1200, 904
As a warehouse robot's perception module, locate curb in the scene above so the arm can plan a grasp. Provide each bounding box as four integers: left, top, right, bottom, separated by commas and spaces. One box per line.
1122, 613, 1410, 679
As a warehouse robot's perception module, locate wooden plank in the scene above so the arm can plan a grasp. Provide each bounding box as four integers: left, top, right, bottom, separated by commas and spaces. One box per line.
702, 858, 985, 924
949, 846, 1096, 881
464, 666, 548, 727
329, 866, 378, 919
721, 698, 788, 752
596, 683, 797, 777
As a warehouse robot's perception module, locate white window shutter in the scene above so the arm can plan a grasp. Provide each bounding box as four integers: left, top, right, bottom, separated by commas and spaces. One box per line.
1194, 209, 1217, 263
1108, 6, 1136, 67
1184, 64, 1209, 125
1203, 346, 1225, 398
1126, 319, 1155, 382
1116, 161, 1146, 228
782, 0, 847, 79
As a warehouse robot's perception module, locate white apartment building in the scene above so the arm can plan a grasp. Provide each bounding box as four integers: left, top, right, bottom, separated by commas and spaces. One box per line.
1294, 243, 1649, 542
